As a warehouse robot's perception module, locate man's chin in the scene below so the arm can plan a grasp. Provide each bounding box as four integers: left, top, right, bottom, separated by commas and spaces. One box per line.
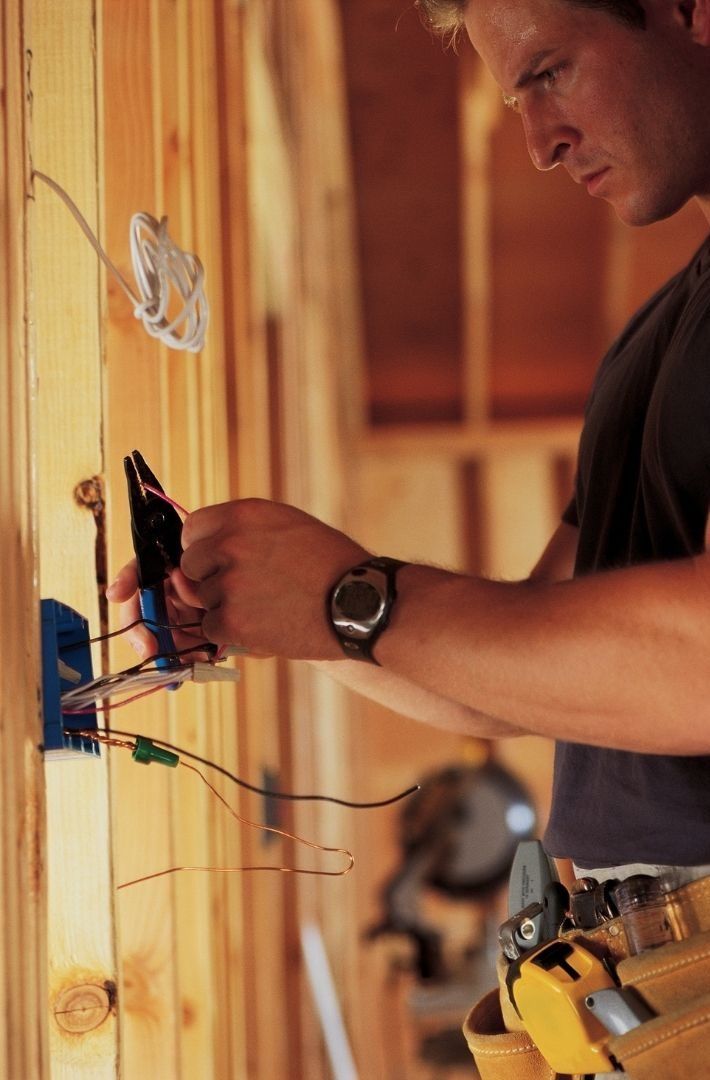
610, 190, 691, 228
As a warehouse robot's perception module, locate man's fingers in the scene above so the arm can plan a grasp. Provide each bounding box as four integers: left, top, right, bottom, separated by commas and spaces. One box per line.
195, 574, 226, 612
107, 557, 217, 662
106, 559, 139, 602
182, 503, 234, 546
170, 567, 206, 608
119, 598, 155, 659
180, 542, 223, 584
201, 608, 231, 646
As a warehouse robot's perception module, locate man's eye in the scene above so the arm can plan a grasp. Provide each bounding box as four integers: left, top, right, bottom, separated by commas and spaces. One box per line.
537, 67, 561, 89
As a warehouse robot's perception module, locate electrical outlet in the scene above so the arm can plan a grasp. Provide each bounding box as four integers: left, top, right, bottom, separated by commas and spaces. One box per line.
41, 599, 100, 759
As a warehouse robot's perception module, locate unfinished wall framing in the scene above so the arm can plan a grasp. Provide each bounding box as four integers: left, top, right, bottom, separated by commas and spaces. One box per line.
6, 2, 707, 1078
0, 1, 46, 1076
4, 1, 369, 1077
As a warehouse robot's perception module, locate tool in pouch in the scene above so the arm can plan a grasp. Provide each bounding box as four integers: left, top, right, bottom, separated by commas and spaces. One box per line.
124, 449, 184, 684
499, 841, 634, 1075
498, 839, 569, 961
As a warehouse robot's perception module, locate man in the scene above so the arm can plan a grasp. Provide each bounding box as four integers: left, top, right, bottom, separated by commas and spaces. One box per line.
112, 0, 710, 841
109, 0, 710, 1073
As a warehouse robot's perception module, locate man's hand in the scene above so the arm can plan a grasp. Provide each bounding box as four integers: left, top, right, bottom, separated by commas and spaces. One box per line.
179, 498, 371, 659
106, 559, 211, 660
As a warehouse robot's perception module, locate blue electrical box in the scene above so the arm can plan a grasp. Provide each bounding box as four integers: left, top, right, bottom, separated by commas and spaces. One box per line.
41, 599, 100, 758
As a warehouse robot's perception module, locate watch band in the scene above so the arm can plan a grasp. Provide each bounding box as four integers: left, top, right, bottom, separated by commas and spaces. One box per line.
328, 556, 408, 664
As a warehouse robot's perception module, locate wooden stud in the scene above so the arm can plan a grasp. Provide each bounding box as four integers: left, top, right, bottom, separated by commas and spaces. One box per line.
27, 0, 119, 1074
0, 2, 48, 1077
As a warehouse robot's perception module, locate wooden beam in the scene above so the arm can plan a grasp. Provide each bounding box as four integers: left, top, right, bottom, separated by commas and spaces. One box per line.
27, 0, 119, 1075
0, 2, 48, 1076
360, 417, 581, 458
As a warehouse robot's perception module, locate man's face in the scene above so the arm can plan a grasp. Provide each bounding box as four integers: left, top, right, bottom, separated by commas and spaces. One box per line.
464, 0, 710, 225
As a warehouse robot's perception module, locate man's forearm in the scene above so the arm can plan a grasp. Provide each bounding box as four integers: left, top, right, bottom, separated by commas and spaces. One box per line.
375, 555, 710, 755
177, 501, 710, 754
311, 658, 528, 738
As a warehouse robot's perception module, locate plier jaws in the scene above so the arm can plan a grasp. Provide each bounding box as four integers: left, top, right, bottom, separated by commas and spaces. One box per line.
124, 450, 184, 673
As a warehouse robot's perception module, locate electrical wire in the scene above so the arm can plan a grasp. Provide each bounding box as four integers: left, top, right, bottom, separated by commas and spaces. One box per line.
33, 171, 208, 352
130, 212, 208, 352
103, 617, 199, 644
61, 642, 209, 693
72, 730, 354, 889
62, 676, 191, 715
75, 617, 204, 648
142, 483, 189, 517
104, 726, 420, 809
119, 759, 354, 889
59, 641, 229, 713
57, 480, 418, 805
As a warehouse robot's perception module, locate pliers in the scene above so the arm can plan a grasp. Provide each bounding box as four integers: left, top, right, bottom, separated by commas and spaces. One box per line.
124, 449, 184, 675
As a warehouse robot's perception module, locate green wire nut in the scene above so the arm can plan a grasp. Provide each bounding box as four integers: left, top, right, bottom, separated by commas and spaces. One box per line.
132, 736, 179, 768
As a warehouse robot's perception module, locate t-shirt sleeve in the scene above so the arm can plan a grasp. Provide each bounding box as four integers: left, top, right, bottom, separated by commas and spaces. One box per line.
561, 494, 578, 528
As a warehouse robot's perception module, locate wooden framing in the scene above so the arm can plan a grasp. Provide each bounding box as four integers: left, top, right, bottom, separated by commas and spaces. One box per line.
0, 1, 47, 1077
2, 0, 369, 1076
28, 0, 119, 1074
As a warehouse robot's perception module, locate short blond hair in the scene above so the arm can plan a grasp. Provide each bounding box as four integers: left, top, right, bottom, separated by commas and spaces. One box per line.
416, 0, 646, 41
415, 0, 468, 42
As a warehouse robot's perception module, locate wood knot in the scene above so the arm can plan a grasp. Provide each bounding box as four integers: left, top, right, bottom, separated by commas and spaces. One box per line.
53, 982, 113, 1034
74, 476, 105, 514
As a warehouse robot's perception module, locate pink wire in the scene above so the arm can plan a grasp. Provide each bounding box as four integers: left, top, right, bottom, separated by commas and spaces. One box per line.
143, 482, 190, 517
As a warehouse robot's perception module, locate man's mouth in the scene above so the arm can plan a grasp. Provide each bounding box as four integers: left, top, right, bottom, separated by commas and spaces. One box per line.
581, 168, 610, 195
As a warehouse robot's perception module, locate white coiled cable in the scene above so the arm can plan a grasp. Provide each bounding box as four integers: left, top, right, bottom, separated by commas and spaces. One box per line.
33, 171, 209, 353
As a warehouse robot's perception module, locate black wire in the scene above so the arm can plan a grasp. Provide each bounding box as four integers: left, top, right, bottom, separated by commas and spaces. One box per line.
103, 726, 420, 809
62, 643, 221, 699
60, 620, 419, 808
63, 617, 204, 649
122, 642, 220, 675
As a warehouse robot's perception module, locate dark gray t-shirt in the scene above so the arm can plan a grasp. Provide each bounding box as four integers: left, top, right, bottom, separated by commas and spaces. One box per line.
544, 235, 710, 868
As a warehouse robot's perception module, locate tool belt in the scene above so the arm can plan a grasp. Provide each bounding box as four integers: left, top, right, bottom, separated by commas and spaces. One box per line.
463, 874, 710, 1079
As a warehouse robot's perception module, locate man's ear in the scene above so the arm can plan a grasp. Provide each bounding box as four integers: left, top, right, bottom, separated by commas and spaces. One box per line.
676, 0, 710, 43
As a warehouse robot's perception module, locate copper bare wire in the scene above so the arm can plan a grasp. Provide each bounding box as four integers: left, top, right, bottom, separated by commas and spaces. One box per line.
141, 482, 189, 517
85, 733, 136, 752
74, 731, 355, 889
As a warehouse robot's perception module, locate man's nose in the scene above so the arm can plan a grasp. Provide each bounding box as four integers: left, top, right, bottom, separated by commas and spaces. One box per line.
521, 106, 576, 171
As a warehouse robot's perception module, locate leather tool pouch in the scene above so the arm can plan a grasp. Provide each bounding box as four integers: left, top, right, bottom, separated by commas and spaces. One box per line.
463, 988, 570, 1080
464, 952, 581, 1080
608, 930, 710, 1079
609, 992, 710, 1078
463, 916, 710, 1079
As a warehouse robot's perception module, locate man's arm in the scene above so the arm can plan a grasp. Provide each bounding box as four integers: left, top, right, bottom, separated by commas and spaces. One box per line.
311, 521, 580, 738
178, 499, 710, 756
377, 547, 710, 755
172, 502, 579, 740
309, 658, 524, 737
107, 524, 576, 740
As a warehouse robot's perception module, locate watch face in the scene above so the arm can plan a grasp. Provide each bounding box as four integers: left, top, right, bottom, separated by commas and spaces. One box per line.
336, 580, 382, 621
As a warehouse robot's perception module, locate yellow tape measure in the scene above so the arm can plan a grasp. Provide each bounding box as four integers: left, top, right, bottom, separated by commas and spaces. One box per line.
507, 938, 617, 1074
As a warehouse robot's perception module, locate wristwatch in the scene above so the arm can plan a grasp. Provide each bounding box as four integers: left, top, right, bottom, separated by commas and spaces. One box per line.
328, 557, 408, 664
